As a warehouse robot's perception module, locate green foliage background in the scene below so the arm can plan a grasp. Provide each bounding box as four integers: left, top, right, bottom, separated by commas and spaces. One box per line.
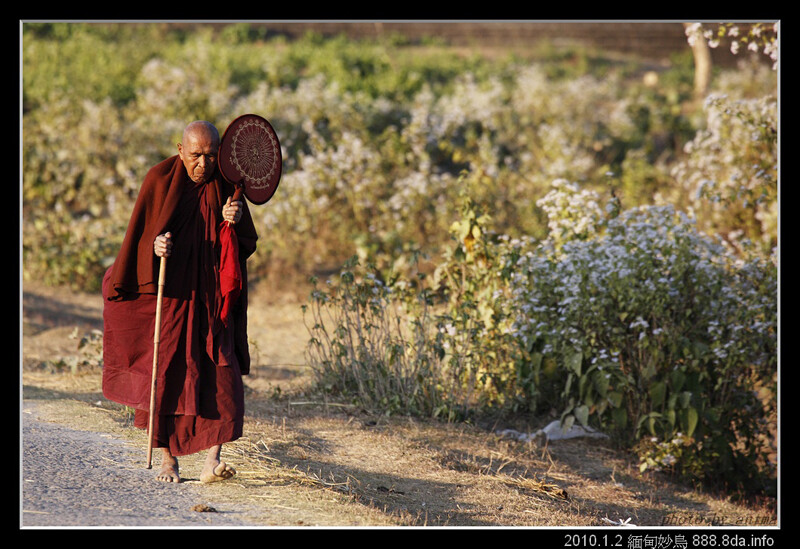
22, 22, 775, 291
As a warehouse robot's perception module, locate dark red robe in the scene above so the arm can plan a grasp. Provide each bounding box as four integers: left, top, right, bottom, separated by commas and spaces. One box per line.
102, 155, 257, 456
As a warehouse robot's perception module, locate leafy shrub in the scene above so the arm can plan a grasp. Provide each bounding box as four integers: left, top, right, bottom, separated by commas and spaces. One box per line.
304, 177, 528, 420
507, 181, 776, 493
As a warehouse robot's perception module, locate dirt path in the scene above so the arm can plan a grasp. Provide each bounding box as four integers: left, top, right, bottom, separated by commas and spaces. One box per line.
22, 399, 260, 527
21, 281, 777, 529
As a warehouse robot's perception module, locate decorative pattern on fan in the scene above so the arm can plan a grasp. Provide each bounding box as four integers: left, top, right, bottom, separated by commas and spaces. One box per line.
228, 117, 280, 190
219, 113, 282, 205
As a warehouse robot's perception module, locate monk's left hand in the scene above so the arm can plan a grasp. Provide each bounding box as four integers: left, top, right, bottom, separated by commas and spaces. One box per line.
223, 196, 243, 224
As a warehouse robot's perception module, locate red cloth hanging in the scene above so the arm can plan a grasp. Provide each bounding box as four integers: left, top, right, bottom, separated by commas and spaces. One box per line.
218, 220, 242, 327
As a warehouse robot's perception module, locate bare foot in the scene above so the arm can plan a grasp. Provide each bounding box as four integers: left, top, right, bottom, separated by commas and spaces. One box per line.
156, 450, 181, 483
200, 460, 237, 483
200, 444, 236, 483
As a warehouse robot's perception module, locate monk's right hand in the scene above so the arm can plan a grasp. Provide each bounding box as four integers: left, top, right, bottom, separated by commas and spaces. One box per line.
154, 232, 172, 258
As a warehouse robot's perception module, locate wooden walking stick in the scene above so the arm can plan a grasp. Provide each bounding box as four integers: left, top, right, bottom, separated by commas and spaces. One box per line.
146, 254, 167, 469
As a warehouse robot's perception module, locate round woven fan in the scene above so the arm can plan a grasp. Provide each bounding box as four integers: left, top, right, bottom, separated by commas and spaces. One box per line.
218, 113, 282, 205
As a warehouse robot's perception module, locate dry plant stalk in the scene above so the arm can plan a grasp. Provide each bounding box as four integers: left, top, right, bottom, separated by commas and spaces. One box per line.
499, 473, 570, 501
221, 437, 355, 492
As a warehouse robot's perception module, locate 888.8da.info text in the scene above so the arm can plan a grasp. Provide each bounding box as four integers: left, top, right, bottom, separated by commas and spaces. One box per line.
562, 532, 776, 548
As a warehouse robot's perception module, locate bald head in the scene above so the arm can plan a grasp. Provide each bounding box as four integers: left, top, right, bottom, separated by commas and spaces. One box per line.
182, 121, 220, 146
177, 121, 220, 184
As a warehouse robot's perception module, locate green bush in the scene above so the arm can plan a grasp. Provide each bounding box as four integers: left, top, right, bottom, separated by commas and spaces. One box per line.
304, 179, 525, 420
506, 181, 777, 493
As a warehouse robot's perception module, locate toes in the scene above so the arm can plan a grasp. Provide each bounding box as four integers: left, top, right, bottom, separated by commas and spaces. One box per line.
215, 462, 236, 479
201, 461, 236, 483
155, 467, 181, 483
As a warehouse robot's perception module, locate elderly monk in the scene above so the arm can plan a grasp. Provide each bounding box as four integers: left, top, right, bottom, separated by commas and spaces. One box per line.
102, 120, 258, 483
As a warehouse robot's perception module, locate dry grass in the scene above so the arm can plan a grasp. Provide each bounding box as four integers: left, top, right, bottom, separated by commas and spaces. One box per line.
21, 280, 778, 528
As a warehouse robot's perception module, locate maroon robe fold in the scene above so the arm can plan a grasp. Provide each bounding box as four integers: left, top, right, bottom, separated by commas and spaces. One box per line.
218, 221, 242, 327
102, 155, 258, 456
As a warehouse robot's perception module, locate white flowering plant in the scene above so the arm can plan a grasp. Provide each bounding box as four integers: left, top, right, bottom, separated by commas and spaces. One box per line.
684, 22, 778, 69
507, 181, 776, 491
669, 93, 777, 252
636, 433, 694, 475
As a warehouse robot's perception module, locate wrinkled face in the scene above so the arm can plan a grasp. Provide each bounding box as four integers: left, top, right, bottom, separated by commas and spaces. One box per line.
178, 126, 219, 184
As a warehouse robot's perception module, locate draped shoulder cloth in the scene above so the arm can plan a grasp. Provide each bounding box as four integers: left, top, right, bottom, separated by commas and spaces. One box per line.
106, 155, 257, 300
